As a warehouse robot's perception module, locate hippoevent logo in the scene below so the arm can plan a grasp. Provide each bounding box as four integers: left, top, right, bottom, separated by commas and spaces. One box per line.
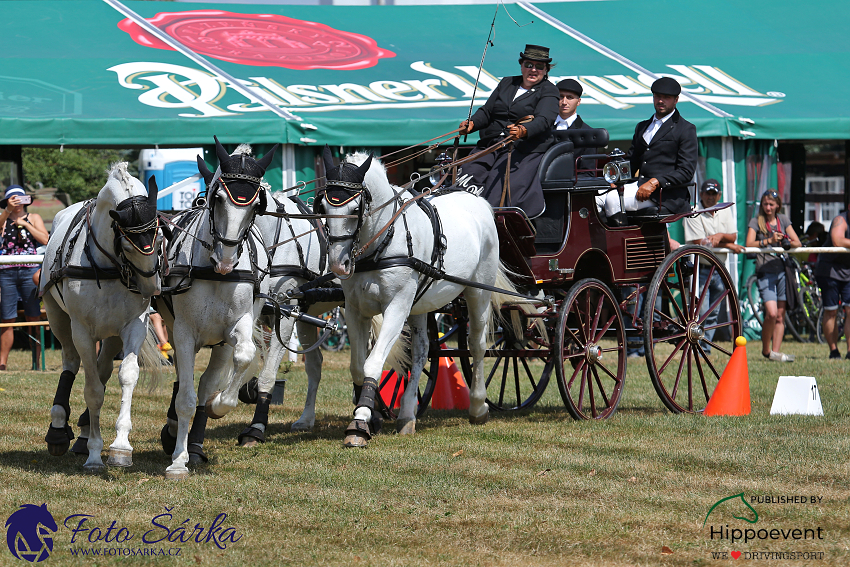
5, 505, 242, 561
704, 493, 826, 561
5, 504, 58, 563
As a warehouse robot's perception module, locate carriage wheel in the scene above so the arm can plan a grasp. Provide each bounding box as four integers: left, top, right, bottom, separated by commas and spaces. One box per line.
554, 278, 626, 420
644, 245, 741, 414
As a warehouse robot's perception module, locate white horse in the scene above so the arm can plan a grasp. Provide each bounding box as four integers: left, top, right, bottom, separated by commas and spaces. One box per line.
41, 162, 163, 472
319, 146, 511, 447
156, 137, 274, 479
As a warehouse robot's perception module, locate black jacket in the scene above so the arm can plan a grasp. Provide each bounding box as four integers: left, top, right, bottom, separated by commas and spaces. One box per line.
553, 115, 596, 174
626, 109, 697, 208
470, 76, 559, 154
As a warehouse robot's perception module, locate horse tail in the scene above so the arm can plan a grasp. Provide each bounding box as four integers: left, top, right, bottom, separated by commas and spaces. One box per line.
251, 319, 271, 383
370, 313, 410, 376
488, 262, 546, 345
138, 328, 165, 393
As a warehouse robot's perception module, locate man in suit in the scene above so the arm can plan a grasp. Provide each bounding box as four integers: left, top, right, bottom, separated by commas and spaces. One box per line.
457, 44, 559, 219
553, 78, 595, 176
603, 77, 697, 225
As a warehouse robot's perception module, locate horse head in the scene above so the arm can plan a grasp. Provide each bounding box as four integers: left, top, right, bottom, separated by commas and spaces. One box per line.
319, 145, 373, 277
197, 136, 278, 274
105, 165, 163, 299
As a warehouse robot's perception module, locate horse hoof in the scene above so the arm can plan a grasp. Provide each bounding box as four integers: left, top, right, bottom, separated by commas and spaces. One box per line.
165, 468, 190, 480
47, 442, 69, 457
469, 410, 490, 425
45, 424, 74, 456
343, 420, 371, 448
107, 449, 133, 468
83, 463, 105, 474
205, 392, 226, 419
71, 437, 89, 456
160, 425, 177, 455
396, 419, 416, 435
188, 445, 208, 464
237, 426, 265, 447
290, 422, 313, 433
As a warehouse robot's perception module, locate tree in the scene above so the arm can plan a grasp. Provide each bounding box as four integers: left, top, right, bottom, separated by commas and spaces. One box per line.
22, 148, 137, 203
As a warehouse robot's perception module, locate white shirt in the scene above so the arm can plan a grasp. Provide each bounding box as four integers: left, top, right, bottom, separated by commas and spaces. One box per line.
554, 114, 578, 130
683, 204, 737, 263
642, 112, 675, 145
513, 86, 528, 100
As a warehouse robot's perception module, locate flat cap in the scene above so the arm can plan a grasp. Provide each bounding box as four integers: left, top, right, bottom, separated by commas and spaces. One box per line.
651, 77, 681, 96
556, 79, 582, 96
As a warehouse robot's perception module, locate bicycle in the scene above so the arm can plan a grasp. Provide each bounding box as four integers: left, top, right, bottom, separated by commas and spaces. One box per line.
746, 254, 822, 343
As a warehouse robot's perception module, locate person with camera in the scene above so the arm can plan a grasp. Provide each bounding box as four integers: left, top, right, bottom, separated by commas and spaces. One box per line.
814, 210, 850, 360
683, 179, 744, 354
745, 189, 801, 362
0, 185, 49, 370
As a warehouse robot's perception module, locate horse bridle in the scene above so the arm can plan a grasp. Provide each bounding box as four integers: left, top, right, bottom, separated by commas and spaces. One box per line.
321, 178, 371, 247
207, 169, 267, 249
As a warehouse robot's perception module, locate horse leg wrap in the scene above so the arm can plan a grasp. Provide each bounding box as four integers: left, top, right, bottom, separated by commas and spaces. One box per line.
166, 381, 179, 422
69, 408, 90, 456
238, 393, 271, 445
77, 408, 90, 427
52, 370, 75, 424
45, 370, 76, 455
187, 406, 209, 463
354, 377, 379, 413
238, 376, 259, 405
352, 384, 362, 406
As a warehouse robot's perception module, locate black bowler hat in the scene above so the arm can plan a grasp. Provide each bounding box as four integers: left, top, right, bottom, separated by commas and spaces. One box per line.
519, 44, 552, 63
651, 77, 681, 96
556, 79, 582, 96
701, 179, 721, 193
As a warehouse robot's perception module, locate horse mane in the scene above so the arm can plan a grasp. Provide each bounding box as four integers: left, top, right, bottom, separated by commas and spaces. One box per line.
99, 162, 142, 203
232, 143, 253, 156
345, 151, 389, 193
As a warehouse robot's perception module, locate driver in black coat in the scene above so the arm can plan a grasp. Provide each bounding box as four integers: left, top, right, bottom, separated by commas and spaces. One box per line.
457, 44, 559, 219
602, 77, 697, 225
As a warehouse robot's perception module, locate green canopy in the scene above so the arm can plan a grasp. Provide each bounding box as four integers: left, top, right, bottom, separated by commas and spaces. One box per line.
2, 0, 848, 147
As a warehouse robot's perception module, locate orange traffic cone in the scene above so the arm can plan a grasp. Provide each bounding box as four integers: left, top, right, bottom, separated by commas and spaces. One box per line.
703, 336, 751, 416
430, 344, 470, 410
379, 370, 405, 409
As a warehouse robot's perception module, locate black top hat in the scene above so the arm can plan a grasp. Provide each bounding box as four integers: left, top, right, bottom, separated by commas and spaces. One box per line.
651, 77, 681, 96
556, 79, 582, 96
519, 44, 552, 64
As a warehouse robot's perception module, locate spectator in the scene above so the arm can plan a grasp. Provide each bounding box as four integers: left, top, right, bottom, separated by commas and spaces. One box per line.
814, 210, 850, 359
745, 190, 801, 362
149, 310, 173, 362
0, 185, 49, 370
683, 179, 744, 353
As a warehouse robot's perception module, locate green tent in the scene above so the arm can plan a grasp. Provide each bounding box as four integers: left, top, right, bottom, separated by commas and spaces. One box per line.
2, 0, 848, 281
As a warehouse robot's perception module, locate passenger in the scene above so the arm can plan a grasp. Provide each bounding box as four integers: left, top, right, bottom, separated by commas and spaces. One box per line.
553, 79, 595, 177
745, 190, 801, 362
457, 44, 559, 219
603, 77, 698, 226
683, 179, 744, 354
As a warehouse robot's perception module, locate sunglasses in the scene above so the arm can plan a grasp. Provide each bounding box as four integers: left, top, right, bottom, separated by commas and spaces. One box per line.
763, 190, 780, 199
523, 61, 547, 71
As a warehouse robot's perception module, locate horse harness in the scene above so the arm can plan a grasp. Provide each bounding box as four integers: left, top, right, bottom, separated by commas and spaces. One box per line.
42, 198, 162, 298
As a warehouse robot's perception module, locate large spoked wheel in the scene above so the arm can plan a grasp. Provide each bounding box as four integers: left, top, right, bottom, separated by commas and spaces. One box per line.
555, 278, 626, 420
644, 245, 741, 414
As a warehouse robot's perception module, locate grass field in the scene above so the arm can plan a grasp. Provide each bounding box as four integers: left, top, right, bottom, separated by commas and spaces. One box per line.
0, 341, 847, 566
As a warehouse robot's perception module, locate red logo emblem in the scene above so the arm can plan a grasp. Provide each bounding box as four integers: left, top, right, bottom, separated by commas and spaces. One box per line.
118, 10, 395, 70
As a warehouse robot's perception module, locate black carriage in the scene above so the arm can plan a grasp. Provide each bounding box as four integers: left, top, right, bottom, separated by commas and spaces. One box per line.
379, 128, 741, 420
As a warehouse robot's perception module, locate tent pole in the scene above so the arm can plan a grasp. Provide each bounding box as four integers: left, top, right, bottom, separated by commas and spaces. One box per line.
721, 136, 739, 291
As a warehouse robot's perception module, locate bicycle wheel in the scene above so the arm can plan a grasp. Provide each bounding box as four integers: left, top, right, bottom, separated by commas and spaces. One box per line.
746, 275, 763, 325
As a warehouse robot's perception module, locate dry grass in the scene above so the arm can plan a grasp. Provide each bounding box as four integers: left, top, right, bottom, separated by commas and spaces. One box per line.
0, 342, 847, 566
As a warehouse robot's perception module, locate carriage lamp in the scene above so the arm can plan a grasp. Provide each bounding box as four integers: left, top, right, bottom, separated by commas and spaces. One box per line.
602, 148, 632, 184
429, 152, 453, 186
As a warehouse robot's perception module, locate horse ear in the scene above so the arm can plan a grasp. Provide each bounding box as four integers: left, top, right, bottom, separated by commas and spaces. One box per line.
214, 135, 230, 164
108, 209, 121, 222
322, 145, 335, 174
256, 144, 279, 172
197, 155, 214, 186
147, 176, 159, 203
355, 155, 373, 179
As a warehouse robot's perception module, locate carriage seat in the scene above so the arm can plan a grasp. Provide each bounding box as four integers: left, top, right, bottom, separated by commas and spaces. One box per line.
493, 207, 536, 258
539, 128, 610, 191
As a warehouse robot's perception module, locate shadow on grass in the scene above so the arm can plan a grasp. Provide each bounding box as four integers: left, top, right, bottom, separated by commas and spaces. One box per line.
0, 448, 221, 477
